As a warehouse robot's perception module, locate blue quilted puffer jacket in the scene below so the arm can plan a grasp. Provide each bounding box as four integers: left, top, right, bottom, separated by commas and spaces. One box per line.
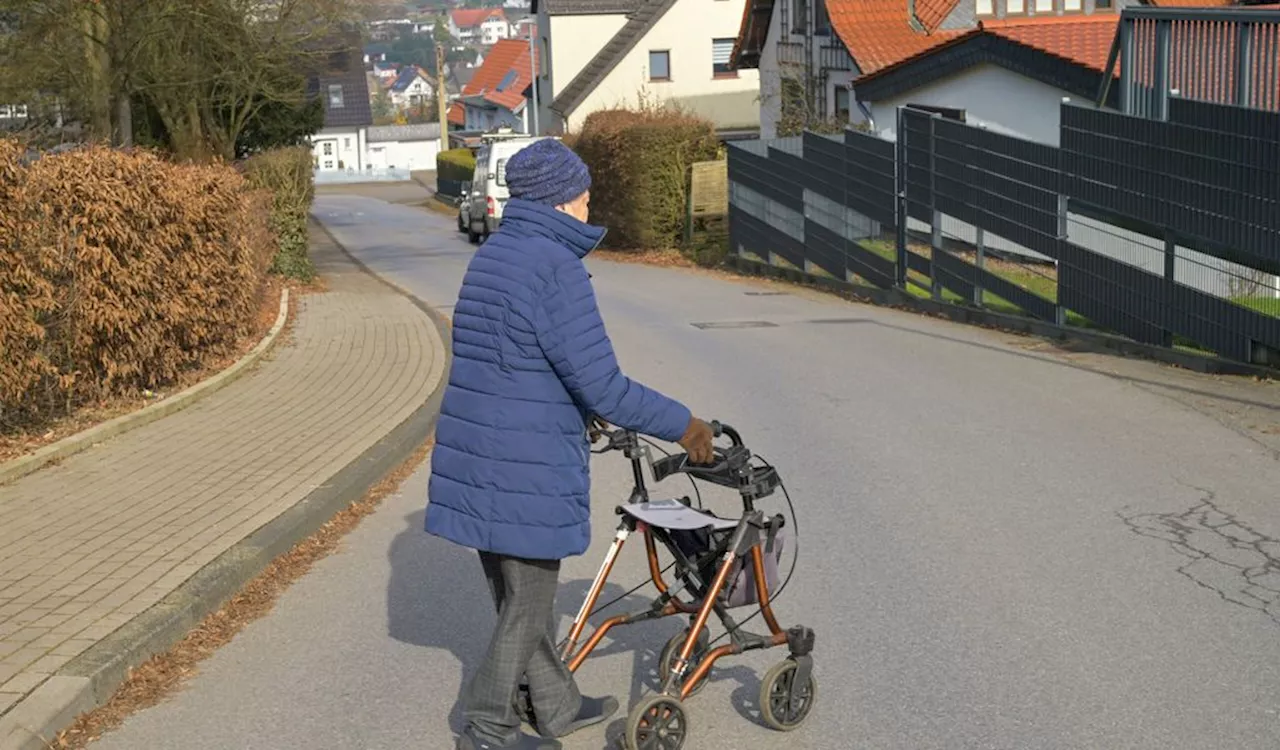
424, 198, 692, 560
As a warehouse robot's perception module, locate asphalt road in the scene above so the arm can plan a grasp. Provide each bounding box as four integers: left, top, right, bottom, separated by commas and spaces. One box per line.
95, 194, 1280, 750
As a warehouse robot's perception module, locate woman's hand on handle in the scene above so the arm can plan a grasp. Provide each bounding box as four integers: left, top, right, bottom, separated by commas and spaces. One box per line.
679, 417, 716, 465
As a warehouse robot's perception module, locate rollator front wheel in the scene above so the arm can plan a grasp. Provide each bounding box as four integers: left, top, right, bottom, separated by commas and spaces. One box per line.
657, 627, 711, 696
759, 658, 817, 731
625, 695, 689, 750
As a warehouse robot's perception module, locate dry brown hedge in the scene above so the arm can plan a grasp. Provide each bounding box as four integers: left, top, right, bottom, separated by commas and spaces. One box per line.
572, 108, 720, 250
0, 140, 275, 432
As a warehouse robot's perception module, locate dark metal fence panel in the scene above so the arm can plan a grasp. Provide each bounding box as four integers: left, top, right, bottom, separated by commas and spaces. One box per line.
1061, 103, 1280, 274
843, 129, 898, 228
1057, 241, 1170, 347
724, 95, 1280, 367
802, 132, 846, 205
1168, 96, 1280, 140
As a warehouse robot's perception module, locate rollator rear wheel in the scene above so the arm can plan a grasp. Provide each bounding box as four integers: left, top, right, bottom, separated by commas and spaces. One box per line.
759, 658, 817, 731
625, 695, 689, 750
657, 627, 711, 696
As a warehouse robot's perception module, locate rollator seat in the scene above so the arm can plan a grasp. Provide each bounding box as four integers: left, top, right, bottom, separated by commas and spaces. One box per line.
618, 498, 740, 532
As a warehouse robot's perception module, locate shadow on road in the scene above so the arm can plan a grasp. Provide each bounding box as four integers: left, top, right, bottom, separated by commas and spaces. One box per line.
384, 508, 766, 745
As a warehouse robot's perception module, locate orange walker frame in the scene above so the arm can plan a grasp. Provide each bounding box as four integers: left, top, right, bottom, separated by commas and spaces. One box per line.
548, 423, 817, 749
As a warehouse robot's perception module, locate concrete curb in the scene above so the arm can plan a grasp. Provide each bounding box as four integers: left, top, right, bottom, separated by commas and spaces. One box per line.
722, 254, 1280, 381
0, 233, 453, 750
0, 288, 292, 488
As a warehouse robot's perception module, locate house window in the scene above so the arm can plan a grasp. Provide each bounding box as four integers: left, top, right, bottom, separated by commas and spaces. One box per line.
648, 50, 670, 81
323, 142, 333, 156
497, 70, 518, 91
1095, 0, 1112, 8
1006, 0, 1025, 13
712, 39, 736, 78
1064, 0, 1081, 10
1034, 0, 1052, 11
976, 0, 993, 14
344, 137, 351, 149
833, 86, 850, 120
792, 0, 808, 32
815, 0, 830, 34
328, 84, 344, 108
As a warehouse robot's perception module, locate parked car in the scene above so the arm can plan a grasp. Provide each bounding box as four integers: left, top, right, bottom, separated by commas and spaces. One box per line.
466, 132, 556, 244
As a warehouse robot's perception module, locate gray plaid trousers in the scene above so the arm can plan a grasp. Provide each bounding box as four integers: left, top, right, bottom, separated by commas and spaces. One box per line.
463, 551, 583, 744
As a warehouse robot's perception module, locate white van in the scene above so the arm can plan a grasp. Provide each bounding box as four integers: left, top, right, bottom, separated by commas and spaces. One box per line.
466, 131, 556, 244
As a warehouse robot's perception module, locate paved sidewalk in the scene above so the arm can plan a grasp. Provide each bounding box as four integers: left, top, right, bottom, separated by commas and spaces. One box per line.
0, 227, 446, 742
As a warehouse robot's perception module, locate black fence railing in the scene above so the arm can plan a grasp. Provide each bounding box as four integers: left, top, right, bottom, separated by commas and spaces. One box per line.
726, 101, 1280, 366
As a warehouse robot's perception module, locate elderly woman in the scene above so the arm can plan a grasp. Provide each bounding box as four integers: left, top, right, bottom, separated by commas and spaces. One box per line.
425, 138, 715, 750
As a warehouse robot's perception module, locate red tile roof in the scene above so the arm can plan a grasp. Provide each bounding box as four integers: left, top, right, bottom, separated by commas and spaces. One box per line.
826, 0, 967, 74
914, 0, 963, 31
983, 14, 1120, 72
447, 38, 540, 126
451, 8, 505, 28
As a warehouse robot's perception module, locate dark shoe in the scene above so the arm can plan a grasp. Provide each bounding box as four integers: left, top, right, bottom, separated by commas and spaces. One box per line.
456, 726, 562, 750
555, 694, 619, 737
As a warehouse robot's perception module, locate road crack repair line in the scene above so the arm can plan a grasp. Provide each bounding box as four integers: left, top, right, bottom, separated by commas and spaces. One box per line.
1120, 489, 1280, 626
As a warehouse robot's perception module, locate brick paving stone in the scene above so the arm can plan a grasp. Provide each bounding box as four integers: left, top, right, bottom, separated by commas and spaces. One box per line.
0, 232, 444, 720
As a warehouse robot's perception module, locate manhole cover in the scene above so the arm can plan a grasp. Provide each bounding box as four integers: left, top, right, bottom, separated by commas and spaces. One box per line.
690, 320, 779, 330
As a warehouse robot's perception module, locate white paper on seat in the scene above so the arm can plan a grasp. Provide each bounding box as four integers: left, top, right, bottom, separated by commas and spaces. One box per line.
619, 498, 740, 531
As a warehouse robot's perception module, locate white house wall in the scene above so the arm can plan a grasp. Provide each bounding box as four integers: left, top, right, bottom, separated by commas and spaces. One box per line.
753, 9, 857, 138
538, 12, 629, 132
865, 62, 1082, 146
311, 128, 363, 171
366, 139, 442, 171
757, 3, 782, 138
562, 0, 761, 131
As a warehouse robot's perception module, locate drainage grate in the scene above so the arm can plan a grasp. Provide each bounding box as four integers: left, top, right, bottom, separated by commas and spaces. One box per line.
805, 317, 870, 325
690, 320, 779, 330
744, 291, 789, 296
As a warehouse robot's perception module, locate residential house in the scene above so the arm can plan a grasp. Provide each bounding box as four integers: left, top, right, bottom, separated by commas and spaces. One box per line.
447, 38, 541, 132
307, 41, 374, 172
389, 65, 435, 109
364, 123, 445, 171
506, 0, 534, 9
447, 62, 479, 102
531, 0, 761, 134
364, 45, 390, 65
727, 0, 1274, 143
451, 8, 513, 45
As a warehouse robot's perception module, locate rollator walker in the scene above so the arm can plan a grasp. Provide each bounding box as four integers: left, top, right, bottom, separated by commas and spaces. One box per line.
547, 420, 817, 749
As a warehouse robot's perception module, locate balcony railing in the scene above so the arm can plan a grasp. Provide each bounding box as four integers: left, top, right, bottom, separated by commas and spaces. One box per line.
1097, 6, 1280, 117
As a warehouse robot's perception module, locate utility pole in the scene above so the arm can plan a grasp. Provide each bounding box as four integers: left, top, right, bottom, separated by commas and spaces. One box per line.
436, 43, 448, 153
527, 24, 539, 135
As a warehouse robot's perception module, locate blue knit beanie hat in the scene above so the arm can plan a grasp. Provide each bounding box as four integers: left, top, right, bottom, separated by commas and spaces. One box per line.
505, 138, 592, 207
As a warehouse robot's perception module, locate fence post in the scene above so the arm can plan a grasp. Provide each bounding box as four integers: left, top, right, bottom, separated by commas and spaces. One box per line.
1163, 232, 1176, 348
974, 227, 985, 307
1119, 16, 1134, 115
1236, 22, 1254, 107
894, 106, 908, 289
929, 113, 942, 301
1154, 19, 1171, 121
1056, 193, 1069, 326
